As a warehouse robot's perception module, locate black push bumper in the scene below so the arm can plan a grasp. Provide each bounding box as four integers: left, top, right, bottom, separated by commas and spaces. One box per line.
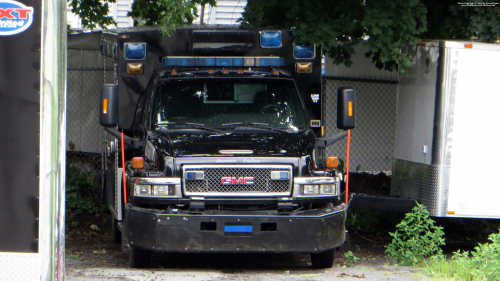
125, 203, 347, 253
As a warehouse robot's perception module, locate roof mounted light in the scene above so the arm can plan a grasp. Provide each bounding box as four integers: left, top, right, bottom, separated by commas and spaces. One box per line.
294, 43, 315, 59
127, 63, 144, 74
216, 57, 244, 66
162, 56, 285, 67
124, 43, 147, 60
260, 31, 282, 48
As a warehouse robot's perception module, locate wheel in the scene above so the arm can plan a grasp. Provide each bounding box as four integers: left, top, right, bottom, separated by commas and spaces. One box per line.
111, 217, 121, 243
310, 249, 335, 268
129, 246, 152, 268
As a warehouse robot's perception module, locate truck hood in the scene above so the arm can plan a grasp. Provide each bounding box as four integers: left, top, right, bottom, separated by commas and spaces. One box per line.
151, 130, 316, 157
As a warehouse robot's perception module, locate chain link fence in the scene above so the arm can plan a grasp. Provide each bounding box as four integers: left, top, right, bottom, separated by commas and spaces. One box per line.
66, 68, 106, 174
322, 77, 398, 195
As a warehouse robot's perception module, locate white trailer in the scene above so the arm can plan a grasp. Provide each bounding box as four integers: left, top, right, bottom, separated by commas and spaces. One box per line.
0, 0, 66, 279
392, 40, 500, 218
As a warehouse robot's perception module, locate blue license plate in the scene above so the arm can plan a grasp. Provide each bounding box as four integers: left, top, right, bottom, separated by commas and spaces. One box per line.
224, 225, 253, 233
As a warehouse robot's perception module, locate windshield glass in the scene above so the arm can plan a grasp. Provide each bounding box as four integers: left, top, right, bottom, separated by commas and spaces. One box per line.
152, 78, 307, 131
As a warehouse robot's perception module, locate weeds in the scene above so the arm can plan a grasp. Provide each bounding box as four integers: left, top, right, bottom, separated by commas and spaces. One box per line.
385, 202, 445, 265
344, 250, 360, 267
425, 230, 500, 280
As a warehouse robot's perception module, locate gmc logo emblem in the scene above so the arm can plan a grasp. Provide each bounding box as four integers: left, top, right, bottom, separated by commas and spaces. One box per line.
221, 177, 254, 185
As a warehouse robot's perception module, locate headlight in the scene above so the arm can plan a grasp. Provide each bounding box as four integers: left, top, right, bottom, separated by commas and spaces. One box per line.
132, 177, 181, 198
320, 184, 335, 195
135, 184, 151, 196
153, 185, 170, 196
293, 177, 339, 197
303, 185, 319, 195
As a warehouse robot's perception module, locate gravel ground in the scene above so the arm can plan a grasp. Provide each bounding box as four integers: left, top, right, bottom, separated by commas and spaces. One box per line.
65, 234, 433, 280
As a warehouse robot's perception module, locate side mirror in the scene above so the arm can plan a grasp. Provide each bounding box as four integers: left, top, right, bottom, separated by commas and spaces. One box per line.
337, 87, 355, 130
100, 84, 119, 127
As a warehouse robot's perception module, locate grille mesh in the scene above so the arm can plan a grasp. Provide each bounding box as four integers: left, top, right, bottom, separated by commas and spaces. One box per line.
184, 167, 291, 195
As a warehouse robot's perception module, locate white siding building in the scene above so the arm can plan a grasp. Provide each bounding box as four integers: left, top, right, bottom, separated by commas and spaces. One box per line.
194, 0, 247, 25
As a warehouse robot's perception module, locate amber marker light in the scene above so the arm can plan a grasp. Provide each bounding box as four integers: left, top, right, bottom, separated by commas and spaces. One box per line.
448, 211, 456, 215
222, 69, 229, 74
102, 99, 108, 114
127, 63, 143, 74
171, 69, 178, 75
208, 69, 215, 74
326, 156, 339, 170
132, 157, 144, 169
273, 70, 279, 75
237, 69, 244, 74
296, 63, 312, 73
464, 43, 473, 48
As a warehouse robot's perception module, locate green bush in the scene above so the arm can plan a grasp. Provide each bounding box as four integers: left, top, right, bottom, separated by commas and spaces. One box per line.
66, 166, 104, 229
385, 202, 445, 265
425, 230, 500, 280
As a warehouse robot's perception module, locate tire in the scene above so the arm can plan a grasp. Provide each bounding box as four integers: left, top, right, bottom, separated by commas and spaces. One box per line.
310, 249, 335, 268
129, 246, 152, 269
111, 217, 121, 243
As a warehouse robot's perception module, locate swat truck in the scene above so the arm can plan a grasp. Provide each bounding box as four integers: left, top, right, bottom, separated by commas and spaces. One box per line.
99, 26, 354, 268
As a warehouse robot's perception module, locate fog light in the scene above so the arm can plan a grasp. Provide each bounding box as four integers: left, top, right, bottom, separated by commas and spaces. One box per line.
135, 184, 151, 196
303, 185, 319, 195
320, 184, 335, 195
153, 185, 169, 196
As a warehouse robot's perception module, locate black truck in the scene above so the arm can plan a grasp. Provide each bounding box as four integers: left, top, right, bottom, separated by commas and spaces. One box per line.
99, 26, 354, 268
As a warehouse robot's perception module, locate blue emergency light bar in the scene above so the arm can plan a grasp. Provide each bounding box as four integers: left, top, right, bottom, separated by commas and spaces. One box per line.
162, 56, 285, 67
260, 31, 282, 48
294, 43, 315, 59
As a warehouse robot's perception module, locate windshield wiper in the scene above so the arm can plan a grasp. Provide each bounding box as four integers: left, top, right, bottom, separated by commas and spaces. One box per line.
156, 122, 222, 133
222, 122, 289, 133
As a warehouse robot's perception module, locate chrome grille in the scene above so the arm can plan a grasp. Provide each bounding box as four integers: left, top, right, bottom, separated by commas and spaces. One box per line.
183, 165, 292, 197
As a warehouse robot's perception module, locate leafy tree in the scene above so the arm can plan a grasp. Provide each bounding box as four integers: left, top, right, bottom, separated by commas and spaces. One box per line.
68, 0, 216, 35
128, 0, 216, 35
68, 0, 117, 30
240, 0, 500, 71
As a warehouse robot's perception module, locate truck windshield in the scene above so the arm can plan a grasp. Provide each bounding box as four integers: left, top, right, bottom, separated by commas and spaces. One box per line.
152, 78, 307, 131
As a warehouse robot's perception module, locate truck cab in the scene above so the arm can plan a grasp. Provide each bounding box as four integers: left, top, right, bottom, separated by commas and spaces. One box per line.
100, 27, 350, 268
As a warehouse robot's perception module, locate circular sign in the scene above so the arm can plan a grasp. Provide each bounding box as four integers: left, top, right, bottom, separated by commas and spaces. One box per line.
0, 0, 34, 36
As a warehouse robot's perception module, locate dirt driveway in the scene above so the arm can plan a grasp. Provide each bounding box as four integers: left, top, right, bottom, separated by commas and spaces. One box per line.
65, 233, 433, 280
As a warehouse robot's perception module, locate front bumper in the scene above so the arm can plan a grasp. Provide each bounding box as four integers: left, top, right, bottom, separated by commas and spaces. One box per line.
125, 203, 347, 253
